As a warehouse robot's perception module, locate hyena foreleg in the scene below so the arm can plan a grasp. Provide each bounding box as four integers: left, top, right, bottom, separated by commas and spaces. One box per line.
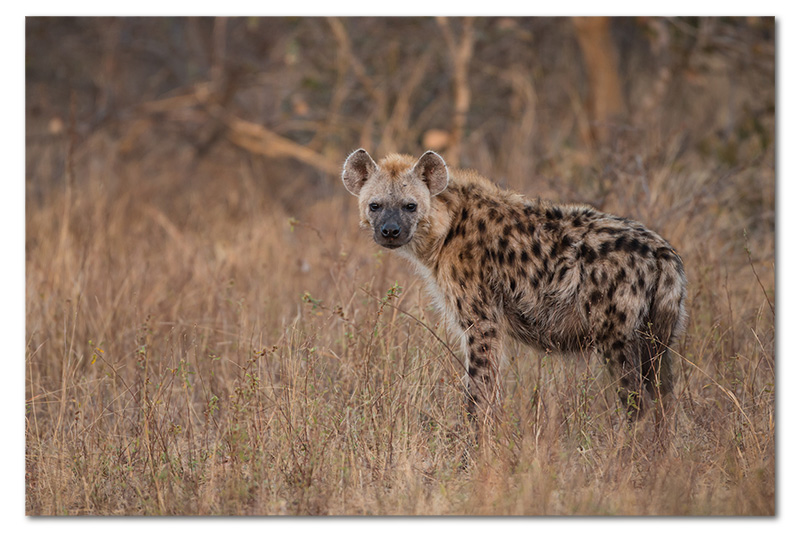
460, 310, 503, 425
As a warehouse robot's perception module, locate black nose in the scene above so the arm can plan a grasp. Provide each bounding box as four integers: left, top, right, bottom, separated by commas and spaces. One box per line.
380, 222, 401, 238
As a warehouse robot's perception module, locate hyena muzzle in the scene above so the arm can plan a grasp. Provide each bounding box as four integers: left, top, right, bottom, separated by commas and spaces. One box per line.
342, 149, 687, 422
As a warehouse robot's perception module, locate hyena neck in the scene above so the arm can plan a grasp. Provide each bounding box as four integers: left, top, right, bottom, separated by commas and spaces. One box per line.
399, 184, 463, 270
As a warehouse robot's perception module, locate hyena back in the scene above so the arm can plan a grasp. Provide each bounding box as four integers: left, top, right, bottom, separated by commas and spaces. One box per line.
342, 149, 687, 420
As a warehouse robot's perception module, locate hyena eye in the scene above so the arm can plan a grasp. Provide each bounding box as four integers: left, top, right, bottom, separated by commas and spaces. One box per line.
404, 203, 417, 212
369, 203, 381, 212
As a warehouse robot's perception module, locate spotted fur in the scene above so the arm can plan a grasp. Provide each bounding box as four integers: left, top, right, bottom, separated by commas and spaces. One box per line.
342, 149, 688, 420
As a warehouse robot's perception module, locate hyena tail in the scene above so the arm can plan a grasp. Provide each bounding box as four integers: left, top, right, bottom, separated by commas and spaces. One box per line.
643, 248, 688, 397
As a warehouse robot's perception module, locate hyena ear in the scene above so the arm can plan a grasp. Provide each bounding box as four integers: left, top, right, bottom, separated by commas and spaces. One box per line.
342, 149, 378, 196
412, 151, 449, 196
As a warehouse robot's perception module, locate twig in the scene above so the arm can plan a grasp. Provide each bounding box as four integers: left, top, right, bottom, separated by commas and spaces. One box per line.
327, 17, 381, 103
673, 348, 763, 456
209, 104, 342, 175
138, 85, 342, 175
436, 17, 475, 164
743, 229, 775, 317
380, 48, 434, 153
359, 287, 465, 374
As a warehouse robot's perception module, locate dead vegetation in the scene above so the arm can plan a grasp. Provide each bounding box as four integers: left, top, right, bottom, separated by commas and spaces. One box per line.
26, 17, 774, 515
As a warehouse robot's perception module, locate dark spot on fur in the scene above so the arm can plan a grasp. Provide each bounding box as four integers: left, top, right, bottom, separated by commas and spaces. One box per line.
523, 205, 535, 215
472, 356, 489, 368
499, 237, 509, 251
611, 340, 625, 351
527, 222, 536, 234
557, 265, 569, 282
623, 238, 640, 254
656, 247, 678, 261
509, 278, 517, 292
541, 257, 550, 273
615, 268, 627, 283
580, 243, 598, 264
477, 219, 487, 233
598, 241, 613, 257
532, 242, 542, 258
550, 235, 572, 258
606, 283, 617, 299
443, 227, 455, 248
544, 221, 560, 233
546, 207, 563, 220
520, 250, 530, 263
507, 249, 516, 264
590, 290, 602, 304
503, 224, 513, 236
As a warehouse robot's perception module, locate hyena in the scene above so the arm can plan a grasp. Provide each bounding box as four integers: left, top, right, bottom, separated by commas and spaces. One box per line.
342, 149, 687, 422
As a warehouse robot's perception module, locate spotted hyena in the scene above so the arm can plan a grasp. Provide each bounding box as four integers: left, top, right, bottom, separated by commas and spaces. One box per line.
342, 149, 687, 422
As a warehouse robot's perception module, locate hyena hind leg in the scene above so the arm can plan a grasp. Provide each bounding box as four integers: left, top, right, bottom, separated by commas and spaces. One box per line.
600, 336, 647, 420
602, 333, 675, 421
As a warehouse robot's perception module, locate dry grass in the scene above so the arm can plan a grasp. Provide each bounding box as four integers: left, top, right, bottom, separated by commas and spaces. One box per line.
25, 17, 774, 515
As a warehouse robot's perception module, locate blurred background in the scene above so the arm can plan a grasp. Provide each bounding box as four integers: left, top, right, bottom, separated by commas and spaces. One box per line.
25, 17, 775, 515
26, 16, 774, 213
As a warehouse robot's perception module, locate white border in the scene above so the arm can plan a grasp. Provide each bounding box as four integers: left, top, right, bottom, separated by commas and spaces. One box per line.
5, 3, 796, 532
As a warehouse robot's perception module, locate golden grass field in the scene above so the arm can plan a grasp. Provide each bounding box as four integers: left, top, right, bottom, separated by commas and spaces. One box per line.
25, 17, 774, 515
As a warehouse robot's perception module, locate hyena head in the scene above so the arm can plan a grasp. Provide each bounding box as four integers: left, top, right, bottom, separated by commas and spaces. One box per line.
342, 149, 449, 249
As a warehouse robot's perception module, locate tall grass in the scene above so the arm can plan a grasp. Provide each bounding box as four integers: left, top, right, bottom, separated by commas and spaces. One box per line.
25, 17, 774, 515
